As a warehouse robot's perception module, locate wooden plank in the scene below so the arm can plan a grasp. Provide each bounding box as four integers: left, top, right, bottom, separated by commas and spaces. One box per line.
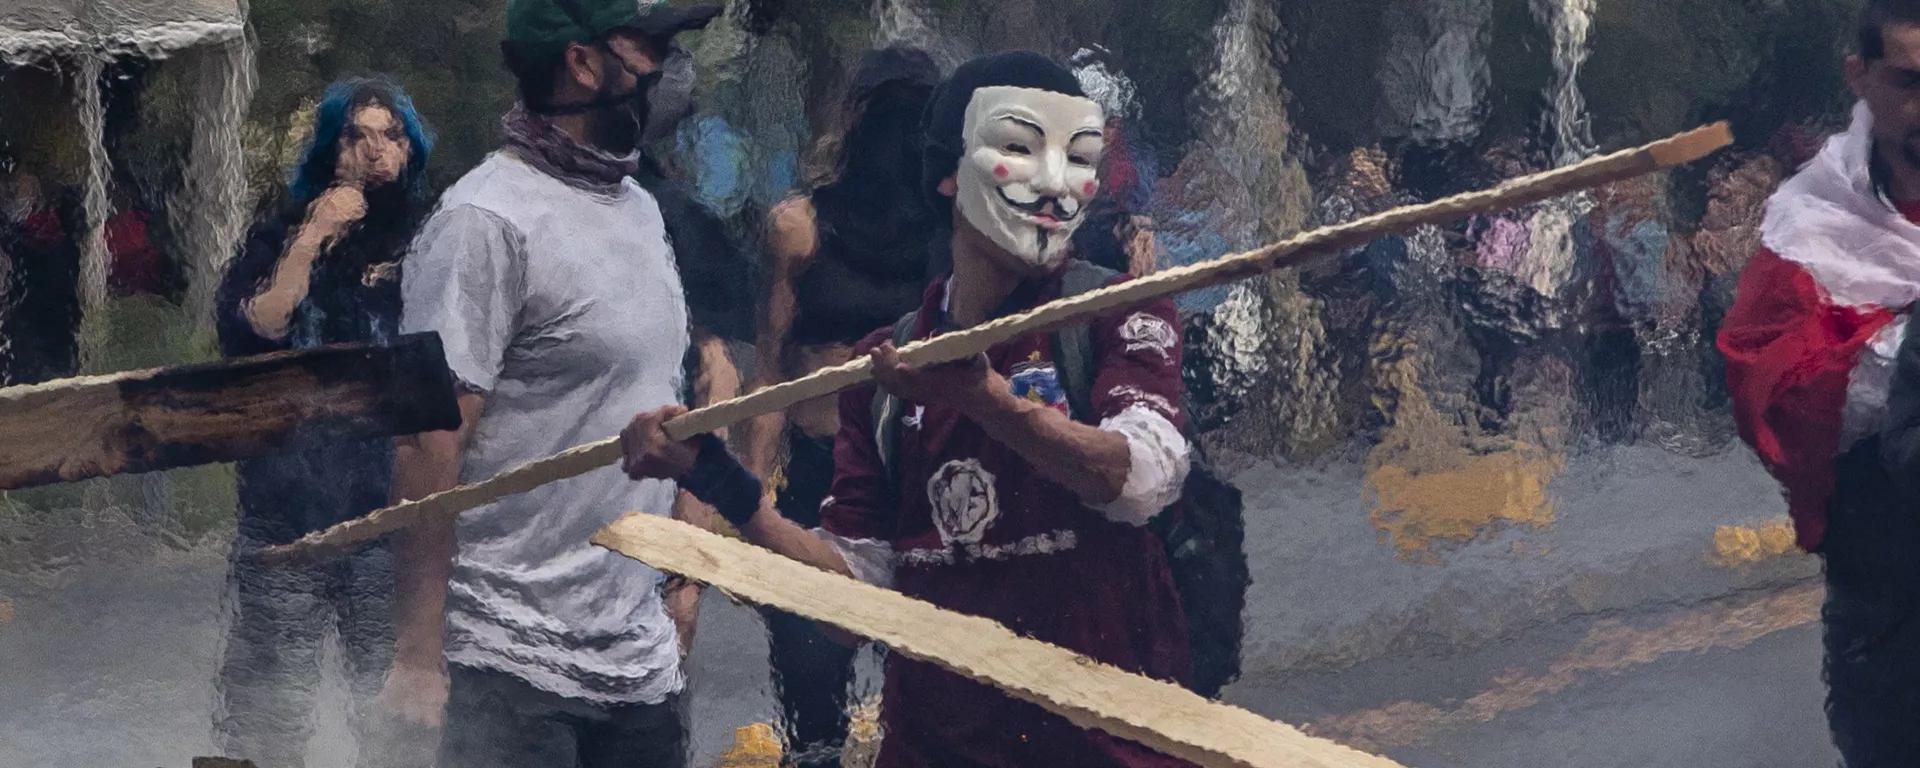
261, 121, 1734, 566
0, 333, 461, 490
591, 512, 1408, 768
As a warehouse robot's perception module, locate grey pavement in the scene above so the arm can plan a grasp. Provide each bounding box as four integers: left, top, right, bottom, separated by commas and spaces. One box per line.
0, 443, 1844, 767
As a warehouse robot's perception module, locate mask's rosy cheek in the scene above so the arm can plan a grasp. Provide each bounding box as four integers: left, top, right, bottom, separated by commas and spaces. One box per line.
994, 164, 1009, 179
1082, 180, 1097, 198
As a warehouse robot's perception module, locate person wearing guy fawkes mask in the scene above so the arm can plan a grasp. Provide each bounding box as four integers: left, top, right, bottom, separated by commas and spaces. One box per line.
621, 51, 1199, 767
380, 1, 720, 766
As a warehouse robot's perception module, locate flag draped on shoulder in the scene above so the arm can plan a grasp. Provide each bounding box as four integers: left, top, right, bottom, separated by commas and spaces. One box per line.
1720, 101, 1920, 550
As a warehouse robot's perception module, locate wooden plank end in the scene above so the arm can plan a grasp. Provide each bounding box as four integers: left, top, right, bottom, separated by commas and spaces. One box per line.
0, 333, 462, 491
593, 512, 1409, 768
1647, 121, 1734, 168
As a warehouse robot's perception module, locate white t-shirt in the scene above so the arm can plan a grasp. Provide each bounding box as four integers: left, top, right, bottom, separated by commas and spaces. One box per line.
401, 151, 690, 705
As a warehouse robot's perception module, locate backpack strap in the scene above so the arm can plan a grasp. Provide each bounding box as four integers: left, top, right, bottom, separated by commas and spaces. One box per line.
1050, 260, 1122, 425
871, 309, 921, 488
878, 259, 1114, 481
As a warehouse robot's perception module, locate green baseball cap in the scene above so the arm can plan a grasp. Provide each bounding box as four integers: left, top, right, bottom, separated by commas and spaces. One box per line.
505, 0, 722, 46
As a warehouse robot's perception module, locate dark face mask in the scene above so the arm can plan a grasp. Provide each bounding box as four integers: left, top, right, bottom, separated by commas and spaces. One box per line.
591, 68, 662, 155
543, 41, 663, 155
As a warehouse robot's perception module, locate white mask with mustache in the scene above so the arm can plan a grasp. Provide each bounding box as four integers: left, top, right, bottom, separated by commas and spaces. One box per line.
954, 86, 1106, 270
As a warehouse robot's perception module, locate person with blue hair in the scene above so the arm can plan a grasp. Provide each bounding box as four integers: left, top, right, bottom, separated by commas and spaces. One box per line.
210, 75, 436, 768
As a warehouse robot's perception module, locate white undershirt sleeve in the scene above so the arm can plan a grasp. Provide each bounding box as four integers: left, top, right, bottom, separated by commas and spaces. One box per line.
814, 528, 897, 589
1087, 404, 1191, 526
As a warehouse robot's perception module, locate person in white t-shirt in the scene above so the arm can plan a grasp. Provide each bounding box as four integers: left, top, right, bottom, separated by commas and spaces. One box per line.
376, 1, 720, 766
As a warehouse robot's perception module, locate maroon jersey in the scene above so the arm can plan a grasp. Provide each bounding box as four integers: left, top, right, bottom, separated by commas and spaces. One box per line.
822, 267, 1195, 767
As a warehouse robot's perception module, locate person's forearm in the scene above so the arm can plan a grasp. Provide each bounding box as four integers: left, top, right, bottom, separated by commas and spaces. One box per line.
664, 492, 709, 658
696, 333, 740, 403
390, 431, 460, 667
746, 277, 798, 479
740, 502, 853, 578
742, 325, 788, 481
742, 503, 866, 646
963, 385, 1131, 505
666, 431, 851, 577
244, 228, 327, 340
663, 575, 702, 659
693, 330, 740, 434
389, 393, 483, 668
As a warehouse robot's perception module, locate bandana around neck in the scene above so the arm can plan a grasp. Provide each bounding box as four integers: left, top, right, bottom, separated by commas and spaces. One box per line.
500, 102, 640, 195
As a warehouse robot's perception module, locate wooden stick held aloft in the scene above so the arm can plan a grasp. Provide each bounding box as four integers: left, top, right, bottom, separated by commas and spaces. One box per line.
592, 511, 1407, 768
258, 121, 1734, 566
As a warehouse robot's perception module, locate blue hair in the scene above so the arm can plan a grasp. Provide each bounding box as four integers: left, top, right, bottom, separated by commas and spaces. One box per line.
289, 77, 435, 203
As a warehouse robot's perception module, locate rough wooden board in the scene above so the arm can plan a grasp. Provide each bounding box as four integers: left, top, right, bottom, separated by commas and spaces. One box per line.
592, 512, 1409, 768
262, 121, 1733, 566
0, 333, 460, 490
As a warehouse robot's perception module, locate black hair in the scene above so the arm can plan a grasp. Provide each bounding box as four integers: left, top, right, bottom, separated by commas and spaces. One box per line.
805, 45, 940, 189
805, 46, 942, 283
291, 77, 435, 203
502, 40, 572, 112
1860, 0, 1920, 61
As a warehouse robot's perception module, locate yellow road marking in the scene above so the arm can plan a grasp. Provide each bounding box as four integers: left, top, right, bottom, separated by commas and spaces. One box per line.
713, 723, 782, 767
1709, 517, 1800, 566
1305, 582, 1822, 753
712, 697, 884, 768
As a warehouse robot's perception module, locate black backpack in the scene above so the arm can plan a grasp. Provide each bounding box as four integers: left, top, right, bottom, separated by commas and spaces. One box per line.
870, 259, 1250, 698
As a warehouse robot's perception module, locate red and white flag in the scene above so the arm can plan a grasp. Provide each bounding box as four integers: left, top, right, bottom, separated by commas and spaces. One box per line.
1721, 101, 1920, 550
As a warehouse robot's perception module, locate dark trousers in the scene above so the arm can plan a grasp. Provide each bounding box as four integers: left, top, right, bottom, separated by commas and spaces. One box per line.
213, 535, 425, 768
770, 428, 860, 765
1821, 450, 1920, 767
764, 608, 859, 767
438, 663, 690, 768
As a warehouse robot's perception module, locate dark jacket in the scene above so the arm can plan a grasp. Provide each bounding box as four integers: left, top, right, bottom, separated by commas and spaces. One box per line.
0, 194, 83, 385
634, 156, 756, 344
214, 196, 418, 544
1883, 315, 1920, 496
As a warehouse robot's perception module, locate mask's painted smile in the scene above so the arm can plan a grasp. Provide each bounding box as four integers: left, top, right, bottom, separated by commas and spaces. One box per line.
994, 187, 1082, 228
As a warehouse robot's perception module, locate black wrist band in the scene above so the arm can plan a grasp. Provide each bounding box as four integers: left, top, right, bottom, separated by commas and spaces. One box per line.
675, 433, 762, 529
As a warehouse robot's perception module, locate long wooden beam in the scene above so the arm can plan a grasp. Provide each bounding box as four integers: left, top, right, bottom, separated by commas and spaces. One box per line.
259, 121, 1733, 565
591, 511, 1406, 768
0, 333, 461, 490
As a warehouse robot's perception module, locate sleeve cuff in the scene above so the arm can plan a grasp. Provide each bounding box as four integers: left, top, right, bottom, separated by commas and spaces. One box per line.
815, 528, 897, 588
1089, 404, 1191, 526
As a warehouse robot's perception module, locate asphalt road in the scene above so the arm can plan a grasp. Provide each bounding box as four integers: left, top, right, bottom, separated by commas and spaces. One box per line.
0, 444, 1842, 767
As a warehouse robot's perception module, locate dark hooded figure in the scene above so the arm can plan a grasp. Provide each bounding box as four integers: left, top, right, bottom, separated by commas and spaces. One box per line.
739, 44, 941, 767
0, 157, 82, 387
210, 76, 435, 768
